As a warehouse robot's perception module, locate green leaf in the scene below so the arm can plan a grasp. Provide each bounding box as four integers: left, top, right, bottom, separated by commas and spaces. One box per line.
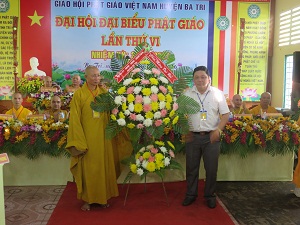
128, 128, 142, 143
91, 93, 115, 112
176, 95, 200, 114
105, 120, 119, 139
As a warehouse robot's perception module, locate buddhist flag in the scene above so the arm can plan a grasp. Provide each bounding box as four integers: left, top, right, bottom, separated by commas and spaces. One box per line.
20, 0, 52, 77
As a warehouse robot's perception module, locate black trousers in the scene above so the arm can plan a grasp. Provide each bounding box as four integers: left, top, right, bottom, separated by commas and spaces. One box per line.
185, 133, 220, 199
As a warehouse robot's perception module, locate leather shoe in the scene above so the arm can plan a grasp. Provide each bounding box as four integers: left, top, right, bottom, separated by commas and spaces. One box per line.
207, 198, 216, 208
182, 197, 196, 206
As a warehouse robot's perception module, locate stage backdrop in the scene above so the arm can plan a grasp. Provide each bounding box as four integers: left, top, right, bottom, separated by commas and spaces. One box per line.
0, 0, 270, 101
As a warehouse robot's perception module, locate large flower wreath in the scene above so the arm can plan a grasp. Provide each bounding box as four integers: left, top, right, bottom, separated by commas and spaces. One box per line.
17, 75, 44, 96
91, 44, 200, 180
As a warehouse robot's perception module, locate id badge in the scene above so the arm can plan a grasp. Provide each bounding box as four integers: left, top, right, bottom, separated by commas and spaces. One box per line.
93, 110, 100, 118
200, 111, 207, 121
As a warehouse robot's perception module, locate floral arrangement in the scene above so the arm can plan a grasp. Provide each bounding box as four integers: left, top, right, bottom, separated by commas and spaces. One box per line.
27, 92, 74, 111
221, 116, 300, 157
0, 118, 69, 159
127, 140, 182, 180
17, 75, 44, 95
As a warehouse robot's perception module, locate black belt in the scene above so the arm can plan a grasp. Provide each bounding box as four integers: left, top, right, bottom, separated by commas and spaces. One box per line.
193, 131, 211, 135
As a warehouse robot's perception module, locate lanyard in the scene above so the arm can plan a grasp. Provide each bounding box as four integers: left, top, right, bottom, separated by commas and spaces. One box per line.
196, 91, 209, 111
87, 84, 99, 101
234, 108, 243, 114
13, 106, 24, 119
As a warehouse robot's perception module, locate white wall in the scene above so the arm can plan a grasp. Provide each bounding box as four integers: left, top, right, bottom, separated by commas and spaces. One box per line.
272, 0, 300, 107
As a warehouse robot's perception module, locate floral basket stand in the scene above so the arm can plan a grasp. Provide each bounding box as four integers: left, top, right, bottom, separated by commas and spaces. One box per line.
91, 44, 200, 206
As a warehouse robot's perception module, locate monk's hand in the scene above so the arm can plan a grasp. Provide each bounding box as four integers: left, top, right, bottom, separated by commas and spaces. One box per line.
68, 146, 86, 157
210, 129, 221, 143
184, 131, 194, 143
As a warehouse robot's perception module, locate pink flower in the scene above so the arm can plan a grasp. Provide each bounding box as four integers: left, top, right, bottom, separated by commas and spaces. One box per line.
159, 86, 167, 94
141, 79, 150, 85
0, 86, 11, 96
139, 156, 144, 162
169, 150, 175, 158
150, 148, 158, 154
135, 95, 143, 103
173, 103, 178, 111
64, 74, 71, 80
137, 124, 144, 129
152, 68, 161, 75
148, 156, 155, 162
132, 68, 141, 75
127, 86, 134, 94
129, 113, 137, 120
150, 94, 158, 102
155, 119, 163, 127
143, 104, 152, 112
112, 108, 119, 115
160, 109, 167, 117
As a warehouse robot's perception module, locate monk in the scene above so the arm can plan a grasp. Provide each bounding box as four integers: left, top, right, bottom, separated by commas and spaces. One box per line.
230, 94, 250, 114
293, 118, 300, 197
44, 95, 68, 122
65, 74, 82, 93
40, 76, 61, 92
5, 92, 32, 120
250, 92, 278, 115
66, 65, 119, 211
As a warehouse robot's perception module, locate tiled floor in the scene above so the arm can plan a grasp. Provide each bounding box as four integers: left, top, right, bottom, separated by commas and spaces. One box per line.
4, 185, 65, 225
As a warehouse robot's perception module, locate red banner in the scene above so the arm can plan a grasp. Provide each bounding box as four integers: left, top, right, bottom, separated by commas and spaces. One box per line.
21, 0, 52, 77
147, 52, 178, 83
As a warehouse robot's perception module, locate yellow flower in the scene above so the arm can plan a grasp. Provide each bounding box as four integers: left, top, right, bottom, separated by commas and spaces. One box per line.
134, 103, 143, 113
122, 103, 127, 111
169, 110, 175, 117
145, 111, 154, 119
146, 161, 156, 172
57, 135, 67, 148
117, 86, 126, 95
157, 93, 165, 101
142, 88, 151, 96
149, 78, 158, 85
166, 94, 173, 103
151, 102, 159, 111
167, 141, 175, 149
130, 164, 137, 173
172, 116, 179, 125
155, 153, 164, 161
165, 102, 171, 110
119, 112, 125, 119
143, 151, 151, 159
163, 117, 170, 125
140, 60, 150, 65
156, 160, 164, 169
167, 86, 173, 94
155, 141, 164, 146
131, 78, 141, 84
135, 153, 141, 159
127, 123, 135, 129
127, 94, 135, 103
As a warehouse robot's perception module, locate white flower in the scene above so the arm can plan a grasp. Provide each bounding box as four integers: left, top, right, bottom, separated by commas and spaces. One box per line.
173, 96, 177, 102
160, 146, 167, 153
146, 145, 154, 149
124, 110, 130, 116
151, 86, 159, 94
128, 103, 134, 112
114, 96, 123, 105
159, 101, 166, 109
34, 125, 42, 132
40, 93, 45, 98
144, 69, 151, 74
117, 118, 126, 126
143, 96, 151, 104
143, 118, 153, 127
154, 111, 161, 119
164, 157, 171, 166
65, 124, 69, 128
137, 168, 144, 176
134, 86, 142, 94
159, 76, 168, 84
136, 114, 144, 121
139, 147, 146, 152
142, 161, 148, 169
123, 78, 133, 86
135, 159, 141, 166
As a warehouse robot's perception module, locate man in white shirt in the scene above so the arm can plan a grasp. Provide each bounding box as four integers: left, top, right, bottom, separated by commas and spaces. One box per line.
24, 57, 46, 77
182, 66, 229, 208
